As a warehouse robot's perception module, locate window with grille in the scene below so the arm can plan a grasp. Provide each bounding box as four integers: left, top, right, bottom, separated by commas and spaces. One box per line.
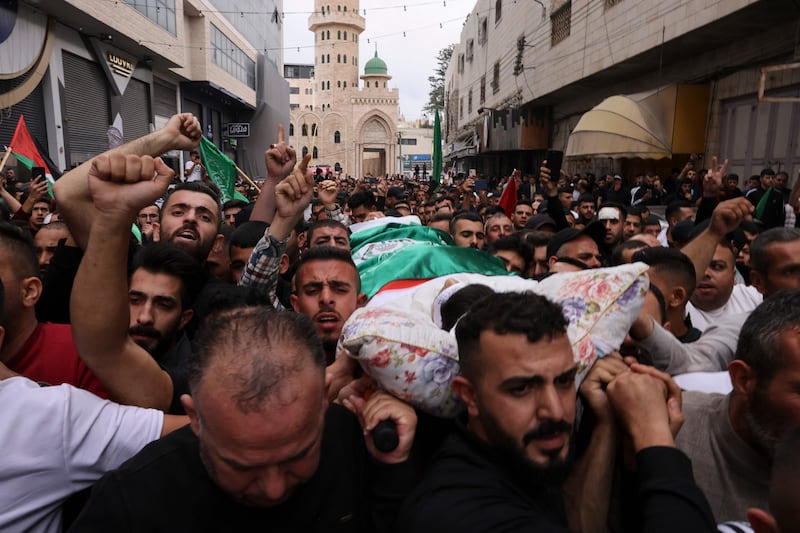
551, 2, 571, 46
492, 61, 500, 93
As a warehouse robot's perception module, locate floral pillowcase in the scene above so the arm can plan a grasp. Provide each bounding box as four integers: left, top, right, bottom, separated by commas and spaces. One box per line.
337, 263, 649, 417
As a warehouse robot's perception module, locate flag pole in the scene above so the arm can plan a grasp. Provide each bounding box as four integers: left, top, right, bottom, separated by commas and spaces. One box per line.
0, 147, 13, 174
234, 165, 260, 192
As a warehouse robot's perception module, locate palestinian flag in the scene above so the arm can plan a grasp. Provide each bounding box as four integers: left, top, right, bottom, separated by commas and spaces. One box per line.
8, 115, 60, 195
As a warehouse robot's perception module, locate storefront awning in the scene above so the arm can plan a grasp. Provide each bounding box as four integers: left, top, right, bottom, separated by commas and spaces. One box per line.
566, 84, 709, 159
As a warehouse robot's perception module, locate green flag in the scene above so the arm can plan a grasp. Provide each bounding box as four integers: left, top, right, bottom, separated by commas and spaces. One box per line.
198, 137, 248, 204
432, 107, 442, 193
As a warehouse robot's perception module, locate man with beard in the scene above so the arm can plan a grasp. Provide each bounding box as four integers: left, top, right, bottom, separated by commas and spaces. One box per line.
397, 292, 716, 532
677, 290, 800, 523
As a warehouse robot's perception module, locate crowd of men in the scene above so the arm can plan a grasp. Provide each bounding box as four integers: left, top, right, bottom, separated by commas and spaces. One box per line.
0, 113, 799, 532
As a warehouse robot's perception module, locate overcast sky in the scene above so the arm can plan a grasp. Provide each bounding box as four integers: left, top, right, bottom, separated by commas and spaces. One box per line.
282, 0, 474, 121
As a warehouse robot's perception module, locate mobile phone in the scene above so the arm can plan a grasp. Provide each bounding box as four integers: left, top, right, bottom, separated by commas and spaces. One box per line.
544, 150, 564, 179
31, 166, 46, 180
474, 179, 487, 190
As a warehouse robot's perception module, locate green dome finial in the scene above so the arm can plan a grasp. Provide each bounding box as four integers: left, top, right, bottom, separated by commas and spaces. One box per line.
364, 50, 388, 76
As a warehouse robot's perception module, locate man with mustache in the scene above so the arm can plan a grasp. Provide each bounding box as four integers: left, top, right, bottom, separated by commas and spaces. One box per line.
398, 291, 716, 532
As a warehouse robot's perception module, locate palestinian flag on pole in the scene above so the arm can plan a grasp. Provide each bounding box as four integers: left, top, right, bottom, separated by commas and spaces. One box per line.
199, 136, 248, 204
431, 107, 442, 194
8, 115, 61, 195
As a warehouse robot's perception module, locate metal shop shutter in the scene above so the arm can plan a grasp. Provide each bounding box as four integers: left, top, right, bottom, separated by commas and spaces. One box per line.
0, 78, 47, 154
120, 77, 151, 142
62, 51, 109, 166
153, 79, 177, 117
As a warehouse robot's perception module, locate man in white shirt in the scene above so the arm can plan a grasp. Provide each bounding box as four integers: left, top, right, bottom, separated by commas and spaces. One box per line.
687, 242, 762, 331
0, 278, 186, 533
183, 150, 204, 183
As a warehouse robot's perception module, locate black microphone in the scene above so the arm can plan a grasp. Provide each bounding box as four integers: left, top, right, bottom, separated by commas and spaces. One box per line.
372, 419, 399, 452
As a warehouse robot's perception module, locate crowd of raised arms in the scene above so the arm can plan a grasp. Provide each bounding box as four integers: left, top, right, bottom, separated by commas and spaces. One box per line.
1, 113, 799, 533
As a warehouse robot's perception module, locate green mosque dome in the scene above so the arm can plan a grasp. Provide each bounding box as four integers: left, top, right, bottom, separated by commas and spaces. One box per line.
364, 51, 388, 76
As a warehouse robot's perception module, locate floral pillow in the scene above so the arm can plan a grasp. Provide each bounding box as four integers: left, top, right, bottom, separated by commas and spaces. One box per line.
338, 263, 650, 417
338, 307, 463, 418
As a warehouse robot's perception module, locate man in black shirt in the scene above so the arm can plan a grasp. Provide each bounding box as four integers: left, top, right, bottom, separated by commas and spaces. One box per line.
70, 305, 418, 532
397, 292, 716, 532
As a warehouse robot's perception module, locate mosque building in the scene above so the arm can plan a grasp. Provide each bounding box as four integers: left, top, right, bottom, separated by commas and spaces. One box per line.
285, 0, 400, 178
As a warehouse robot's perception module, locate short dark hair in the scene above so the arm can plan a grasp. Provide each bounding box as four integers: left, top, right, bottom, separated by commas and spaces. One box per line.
307, 220, 349, 244
0, 221, 38, 279
456, 292, 568, 381
294, 245, 360, 292
760, 168, 776, 177
750, 227, 800, 277
450, 211, 483, 234
229, 221, 269, 249
163, 181, 222, 228
222, 199, 248, 211
736, 290, 800, 384
440, 284, 495, 331
347, 190, 376, 210
188, 305, 324, 412
611, 239, 648, 265
665, 201, 694, 222
488, 233, 532, 273
632, 246, 697, 297
131, 243, 205, 310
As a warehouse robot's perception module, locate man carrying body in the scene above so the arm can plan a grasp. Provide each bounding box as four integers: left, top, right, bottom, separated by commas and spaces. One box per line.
397, 292, 716, 532
677, 290, 800, 522
69, 305, 418, 531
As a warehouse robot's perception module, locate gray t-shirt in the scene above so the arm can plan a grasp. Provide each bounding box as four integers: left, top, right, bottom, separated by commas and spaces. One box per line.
676, 392, 769, 522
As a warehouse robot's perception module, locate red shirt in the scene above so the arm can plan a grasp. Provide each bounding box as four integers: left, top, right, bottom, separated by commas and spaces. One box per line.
7, 323, 108, 398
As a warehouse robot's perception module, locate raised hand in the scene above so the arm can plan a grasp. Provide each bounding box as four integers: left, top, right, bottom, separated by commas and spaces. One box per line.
342, 389, 417, 464
160, 113, 203, 152
28, 175, 49, 201
703, 156, 727, 198
539, 161, 557, 196
317, 179, 339, 208
274, 154, 313, 220
87, 153, 174, 221
709, 197, 753, 237
265, 124, 297, 181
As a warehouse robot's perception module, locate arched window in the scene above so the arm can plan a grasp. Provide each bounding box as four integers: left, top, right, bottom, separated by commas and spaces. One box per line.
320, 32, 324, 40
337, 31, 341, 39
327, 54, 330, 63
337, 80, 341, 87
365, 81, 369, 88
343, 81, 347, 88
302, 146, 308, 157
321, 55, 325, 63
327, 81, 331, 89
334, 130, 341, 143
344, 6, 347, 11
313, 147, 319, 158
289, 123, 294, 136
311, 123, 317, 136
344, 31, 347, 40
326, 30, 330, 39
343, 55, 347, 64
337, 54, 341, 63
301, 124, 308, 136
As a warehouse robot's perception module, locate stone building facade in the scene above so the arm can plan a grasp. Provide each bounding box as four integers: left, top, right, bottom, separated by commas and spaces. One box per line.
287, 0, 400, 178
